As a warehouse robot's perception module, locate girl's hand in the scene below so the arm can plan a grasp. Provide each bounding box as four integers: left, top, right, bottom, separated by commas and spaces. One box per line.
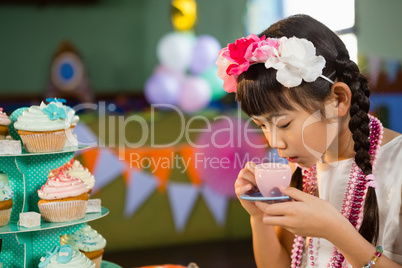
234, 162, 263, 218
255, 186, 351, 239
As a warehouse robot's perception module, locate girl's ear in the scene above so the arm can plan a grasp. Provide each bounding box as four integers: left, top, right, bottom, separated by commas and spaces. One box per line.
331, 82, 352, 117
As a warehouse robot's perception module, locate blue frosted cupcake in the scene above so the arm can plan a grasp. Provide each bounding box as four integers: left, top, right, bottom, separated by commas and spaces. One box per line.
0, 173, 13, 227
60, 225, 106, 268
38, 245, 95, 268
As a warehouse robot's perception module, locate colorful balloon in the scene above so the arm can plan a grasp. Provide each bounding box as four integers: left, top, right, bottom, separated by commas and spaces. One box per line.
157, 31, 195, 72
190, 35, 221, 74
144, 72, 181, 106
171, 0, 197, 31
200, 66, 226, 101
177, 76, 212, 114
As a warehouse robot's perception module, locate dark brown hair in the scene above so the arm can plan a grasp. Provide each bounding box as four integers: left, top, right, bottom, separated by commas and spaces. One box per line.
236, 14, 378, 245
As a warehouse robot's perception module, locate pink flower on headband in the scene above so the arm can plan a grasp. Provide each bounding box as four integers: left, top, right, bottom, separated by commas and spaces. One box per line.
216, 34, 329, 93
216, 34, 281, 93
217, 34, 264, 93
244, 38, 280, 63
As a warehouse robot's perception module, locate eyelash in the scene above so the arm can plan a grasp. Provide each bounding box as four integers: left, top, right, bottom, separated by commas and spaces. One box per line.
278, 122, 290, 129
257, 121, 290, 129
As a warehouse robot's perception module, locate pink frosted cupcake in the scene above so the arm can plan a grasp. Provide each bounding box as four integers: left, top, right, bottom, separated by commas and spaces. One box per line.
48, 159, 75, 178
65, 160, 95, 194
38, 172, 89, 222
0, 108, 11, 140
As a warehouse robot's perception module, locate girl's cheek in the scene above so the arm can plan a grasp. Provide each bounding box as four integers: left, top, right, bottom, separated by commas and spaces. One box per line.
302, 123, 328, 153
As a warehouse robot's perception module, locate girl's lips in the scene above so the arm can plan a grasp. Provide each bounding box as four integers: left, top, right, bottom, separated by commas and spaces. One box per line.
287, 157, 298, 163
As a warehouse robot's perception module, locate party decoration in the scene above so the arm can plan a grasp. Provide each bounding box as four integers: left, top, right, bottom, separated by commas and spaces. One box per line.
92, 148, 126, 193
200, 66, 226, 101
144, 72, 181, 106
201, 186, 229, 226
179, 145, 202, 185
71, 122, 98, 155
154, 64, 185, 84
148, 4, 227, 113
171, 0, 197, 31
189, 35, 221, 74
194, 117, 268, 198
177, 76, 212, 114
124, 170, 159, 218
149, 147, 175, 191
80, 147, 100, 173
167, 182, 199, 232
157, 32, 196, 72
46, 40, 94, 102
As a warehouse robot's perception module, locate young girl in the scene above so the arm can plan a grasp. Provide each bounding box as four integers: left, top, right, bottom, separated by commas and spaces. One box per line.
217, 14, 402, 268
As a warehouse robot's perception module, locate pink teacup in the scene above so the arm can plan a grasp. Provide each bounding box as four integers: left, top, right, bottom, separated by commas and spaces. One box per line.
255, 162, 292, 197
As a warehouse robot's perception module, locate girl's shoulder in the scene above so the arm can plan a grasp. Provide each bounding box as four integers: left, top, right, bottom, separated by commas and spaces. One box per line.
377, 128, 402, 174
381, 128, 401, 146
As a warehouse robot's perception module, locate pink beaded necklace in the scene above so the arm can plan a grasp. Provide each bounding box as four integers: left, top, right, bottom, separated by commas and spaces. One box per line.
290, 115, 384, 268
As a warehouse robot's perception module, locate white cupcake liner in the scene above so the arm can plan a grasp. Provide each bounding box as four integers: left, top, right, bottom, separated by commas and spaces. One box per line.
19, 130, 67, 153
0, 208, 11, 227
38, 200, 87, 222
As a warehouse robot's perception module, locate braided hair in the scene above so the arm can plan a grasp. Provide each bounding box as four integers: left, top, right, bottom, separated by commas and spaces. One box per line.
236, 14, 379, 244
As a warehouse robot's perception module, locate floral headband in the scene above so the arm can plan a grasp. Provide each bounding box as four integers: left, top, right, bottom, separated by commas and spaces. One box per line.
216, 34, 334, 93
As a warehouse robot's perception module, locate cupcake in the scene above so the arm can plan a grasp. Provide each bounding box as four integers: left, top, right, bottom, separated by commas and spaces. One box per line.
0, 173, 13, 226
13, 100, 76, 153
49, 159, 75, 178
60, 225, 106, 268
37, 172, 89, 222
65, 160, 95, 194
38, 245, 95, 268
0, 108, 11, 140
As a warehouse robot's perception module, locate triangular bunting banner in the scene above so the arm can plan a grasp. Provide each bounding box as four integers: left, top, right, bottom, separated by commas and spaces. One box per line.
80, 147, 100, 173
73, 122, 98, 147
179, 145, 202, 186
149, 147, 175, 191
92, 148, 125, 193
124, 170, 159, 218
119, 148, 150, 184
119, 147, 149, 168
167, 182, 199, 232
201, 185, 229, 226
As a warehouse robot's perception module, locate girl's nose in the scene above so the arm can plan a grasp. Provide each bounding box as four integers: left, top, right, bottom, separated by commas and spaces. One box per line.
265, 130, 286, 149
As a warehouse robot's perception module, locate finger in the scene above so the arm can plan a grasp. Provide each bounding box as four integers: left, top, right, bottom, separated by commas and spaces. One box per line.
246, 161, 256, 174
235, 183, 252, 196
235, 169, 255, 195
262, 215, 288, 227
279, 186, 310, 202
255, 201, 293, 216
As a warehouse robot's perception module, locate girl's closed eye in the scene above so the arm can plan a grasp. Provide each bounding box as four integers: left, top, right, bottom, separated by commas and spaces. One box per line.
278, 122, 291, 129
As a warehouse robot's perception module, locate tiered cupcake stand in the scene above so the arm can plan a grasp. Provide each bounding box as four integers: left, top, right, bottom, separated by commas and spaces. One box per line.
0, 108, 121, 267
0, 146, 119, 267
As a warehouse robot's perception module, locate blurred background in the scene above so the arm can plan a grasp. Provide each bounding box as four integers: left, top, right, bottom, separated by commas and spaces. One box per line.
1, 0, 402, 267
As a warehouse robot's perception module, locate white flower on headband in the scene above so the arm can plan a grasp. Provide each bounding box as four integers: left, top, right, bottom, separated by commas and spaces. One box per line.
216, 34, 331, 92
265, 37, 326, 88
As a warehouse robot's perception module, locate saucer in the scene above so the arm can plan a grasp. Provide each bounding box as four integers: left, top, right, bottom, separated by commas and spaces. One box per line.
240, 192, 292, 203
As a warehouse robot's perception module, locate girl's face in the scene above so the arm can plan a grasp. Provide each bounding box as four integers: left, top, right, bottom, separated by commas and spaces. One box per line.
252, 101, 339, 167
